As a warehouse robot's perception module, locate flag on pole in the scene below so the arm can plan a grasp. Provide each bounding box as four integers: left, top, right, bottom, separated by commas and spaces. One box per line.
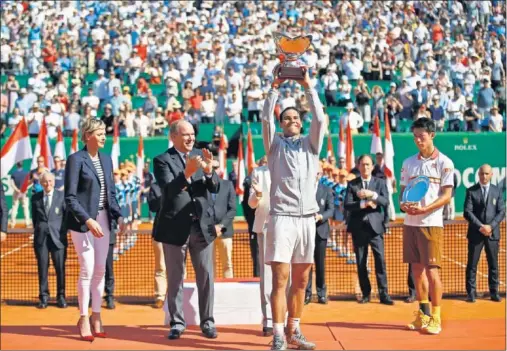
0, 118, 32, 177
246, 125, 256, 175
54, 127, 66, 160
235, 135, 245, 196
217, 133, 228, 179
370, 114, 383, 154
136, 135, 144, 183
384, 111, 395, 179
111, 120, 120, 170
19, 173, 31, 194
327, 128, 334, 162
345, 120, 355, 171
70, 129, 79, 155
338, 119, 346, 159
31, 117, 54, 170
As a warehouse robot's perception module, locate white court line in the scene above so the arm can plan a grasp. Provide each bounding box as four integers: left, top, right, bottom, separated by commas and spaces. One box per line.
1, 235, 33, 259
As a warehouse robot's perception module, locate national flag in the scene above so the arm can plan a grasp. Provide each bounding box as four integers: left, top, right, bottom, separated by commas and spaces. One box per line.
235, 135, 245, 196
327, 128, 334, 162
0, 118, 32, 177
30, 118, 54, 170
345, 120, 355, 171
19, 173, 31, 194
217, 133, 228, 179
338, 119, 346, 159
111, 120, 120, 170
384, 111, 395, 179
370, 114, 383, 154
54, 127, 66, 160
70, 129, 79, 155
246, 125, 256, 175
136, 134, 144, 183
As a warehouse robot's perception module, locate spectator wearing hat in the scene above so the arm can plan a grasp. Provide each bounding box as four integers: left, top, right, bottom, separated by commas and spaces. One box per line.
82, 87, 100, 117
101, 104, 115, 135
464, 97, 482, 132
93, 69, 109, 104
26, 103, 44, 138
429, 95, 445, 132
340, 103, 363, 134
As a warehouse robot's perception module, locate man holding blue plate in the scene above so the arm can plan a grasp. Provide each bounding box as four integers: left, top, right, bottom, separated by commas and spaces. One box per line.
399, 117, 454, 336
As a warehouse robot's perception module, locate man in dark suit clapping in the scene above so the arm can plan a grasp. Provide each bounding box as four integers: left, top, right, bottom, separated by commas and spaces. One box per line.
305, 168, 334, 305
31, 172, 67, 309
153, 120, 219, 340
464, 164, 506, 303
344, 154, 394, 305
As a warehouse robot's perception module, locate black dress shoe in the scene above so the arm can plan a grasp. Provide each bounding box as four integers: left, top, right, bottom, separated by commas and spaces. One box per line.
37, 298, 48, 309
466, 294, 476, 303
262, 327, 273, 337
56, 296, 67, 308
358, 296, 370, 304
317, 296, 328, 304
380, 296, 394, 305
404, 295, 416, 303
202, 325, 217, 339
491, 294, 502, 302
304, 295, 311, 305
168, 328, 184, 340
105, 297, 116, 309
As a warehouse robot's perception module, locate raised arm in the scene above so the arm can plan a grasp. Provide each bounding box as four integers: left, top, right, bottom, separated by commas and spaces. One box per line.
307, 87, 326, 154
261, 88, 279, 154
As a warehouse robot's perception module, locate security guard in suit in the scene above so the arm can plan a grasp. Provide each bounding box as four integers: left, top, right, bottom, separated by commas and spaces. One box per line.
464, 164, 506, 302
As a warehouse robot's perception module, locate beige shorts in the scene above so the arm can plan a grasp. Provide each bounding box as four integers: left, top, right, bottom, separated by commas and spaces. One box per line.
265, 215, 316, 265
403, 225, 443, 268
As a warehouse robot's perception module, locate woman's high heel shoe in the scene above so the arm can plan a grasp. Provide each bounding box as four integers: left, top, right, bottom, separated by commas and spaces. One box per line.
77, 319, 94, 342
90, 317, 107, 338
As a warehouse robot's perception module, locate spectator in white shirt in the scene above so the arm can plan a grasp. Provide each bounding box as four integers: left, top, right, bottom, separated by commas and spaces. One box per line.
279, 89, 296, 111
341, 102, 364, 134
225, 91, 242, 124
337, 75, 352, 106
446, 86, 466, 131
200, 92, 216, 124
81, 87, 100, 117
64, 104, 81, 136
322, 69, 339, 106
26, 103, 44, 138
134, 107, 151, 137
246, 82, 264, 122
489, 106, 503, 132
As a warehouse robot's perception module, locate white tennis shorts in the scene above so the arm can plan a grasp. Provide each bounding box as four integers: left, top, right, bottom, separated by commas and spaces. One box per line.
265, 215, 316, 264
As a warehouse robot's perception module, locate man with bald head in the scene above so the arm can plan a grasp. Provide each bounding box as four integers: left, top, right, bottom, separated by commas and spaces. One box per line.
153, 119, 219, 340
31, 171, 68, 309
464, 164, 505, 303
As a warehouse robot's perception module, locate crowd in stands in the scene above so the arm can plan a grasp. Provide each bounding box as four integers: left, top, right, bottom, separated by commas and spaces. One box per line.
0, 0, 506, 140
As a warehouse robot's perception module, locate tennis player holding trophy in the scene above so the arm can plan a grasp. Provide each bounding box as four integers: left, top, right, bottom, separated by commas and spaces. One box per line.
399, 117, 454, 336
262, 32, 325, 350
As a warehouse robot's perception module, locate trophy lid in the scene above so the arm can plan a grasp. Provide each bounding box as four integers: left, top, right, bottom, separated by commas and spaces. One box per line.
273, 32, 313, 60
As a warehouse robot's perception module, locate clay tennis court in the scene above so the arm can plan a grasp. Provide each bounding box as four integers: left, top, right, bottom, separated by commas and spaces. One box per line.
1, 220, 505, 349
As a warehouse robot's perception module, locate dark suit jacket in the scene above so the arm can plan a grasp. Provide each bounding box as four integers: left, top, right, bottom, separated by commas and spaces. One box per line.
0, 186, 7, 233
464, 183, 506, 242
153, 147, 219, 246
344, 176, 389, 235
372, 164, 386, 179
31, 190, 67, 249
64, 148, 123, 233
242, 175, 256, 232
316, 183, 335, 239
211, 179, 237, 238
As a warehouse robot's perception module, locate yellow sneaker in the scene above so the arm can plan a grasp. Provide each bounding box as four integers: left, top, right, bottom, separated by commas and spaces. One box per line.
407, 310, 430, 330
423, 316, 442, 335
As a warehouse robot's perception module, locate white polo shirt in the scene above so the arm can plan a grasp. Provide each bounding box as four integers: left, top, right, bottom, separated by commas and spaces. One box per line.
400, 149, 454, 227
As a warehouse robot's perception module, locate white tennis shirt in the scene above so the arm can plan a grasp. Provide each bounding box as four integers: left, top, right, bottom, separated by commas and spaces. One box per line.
400, 149, 455, 227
